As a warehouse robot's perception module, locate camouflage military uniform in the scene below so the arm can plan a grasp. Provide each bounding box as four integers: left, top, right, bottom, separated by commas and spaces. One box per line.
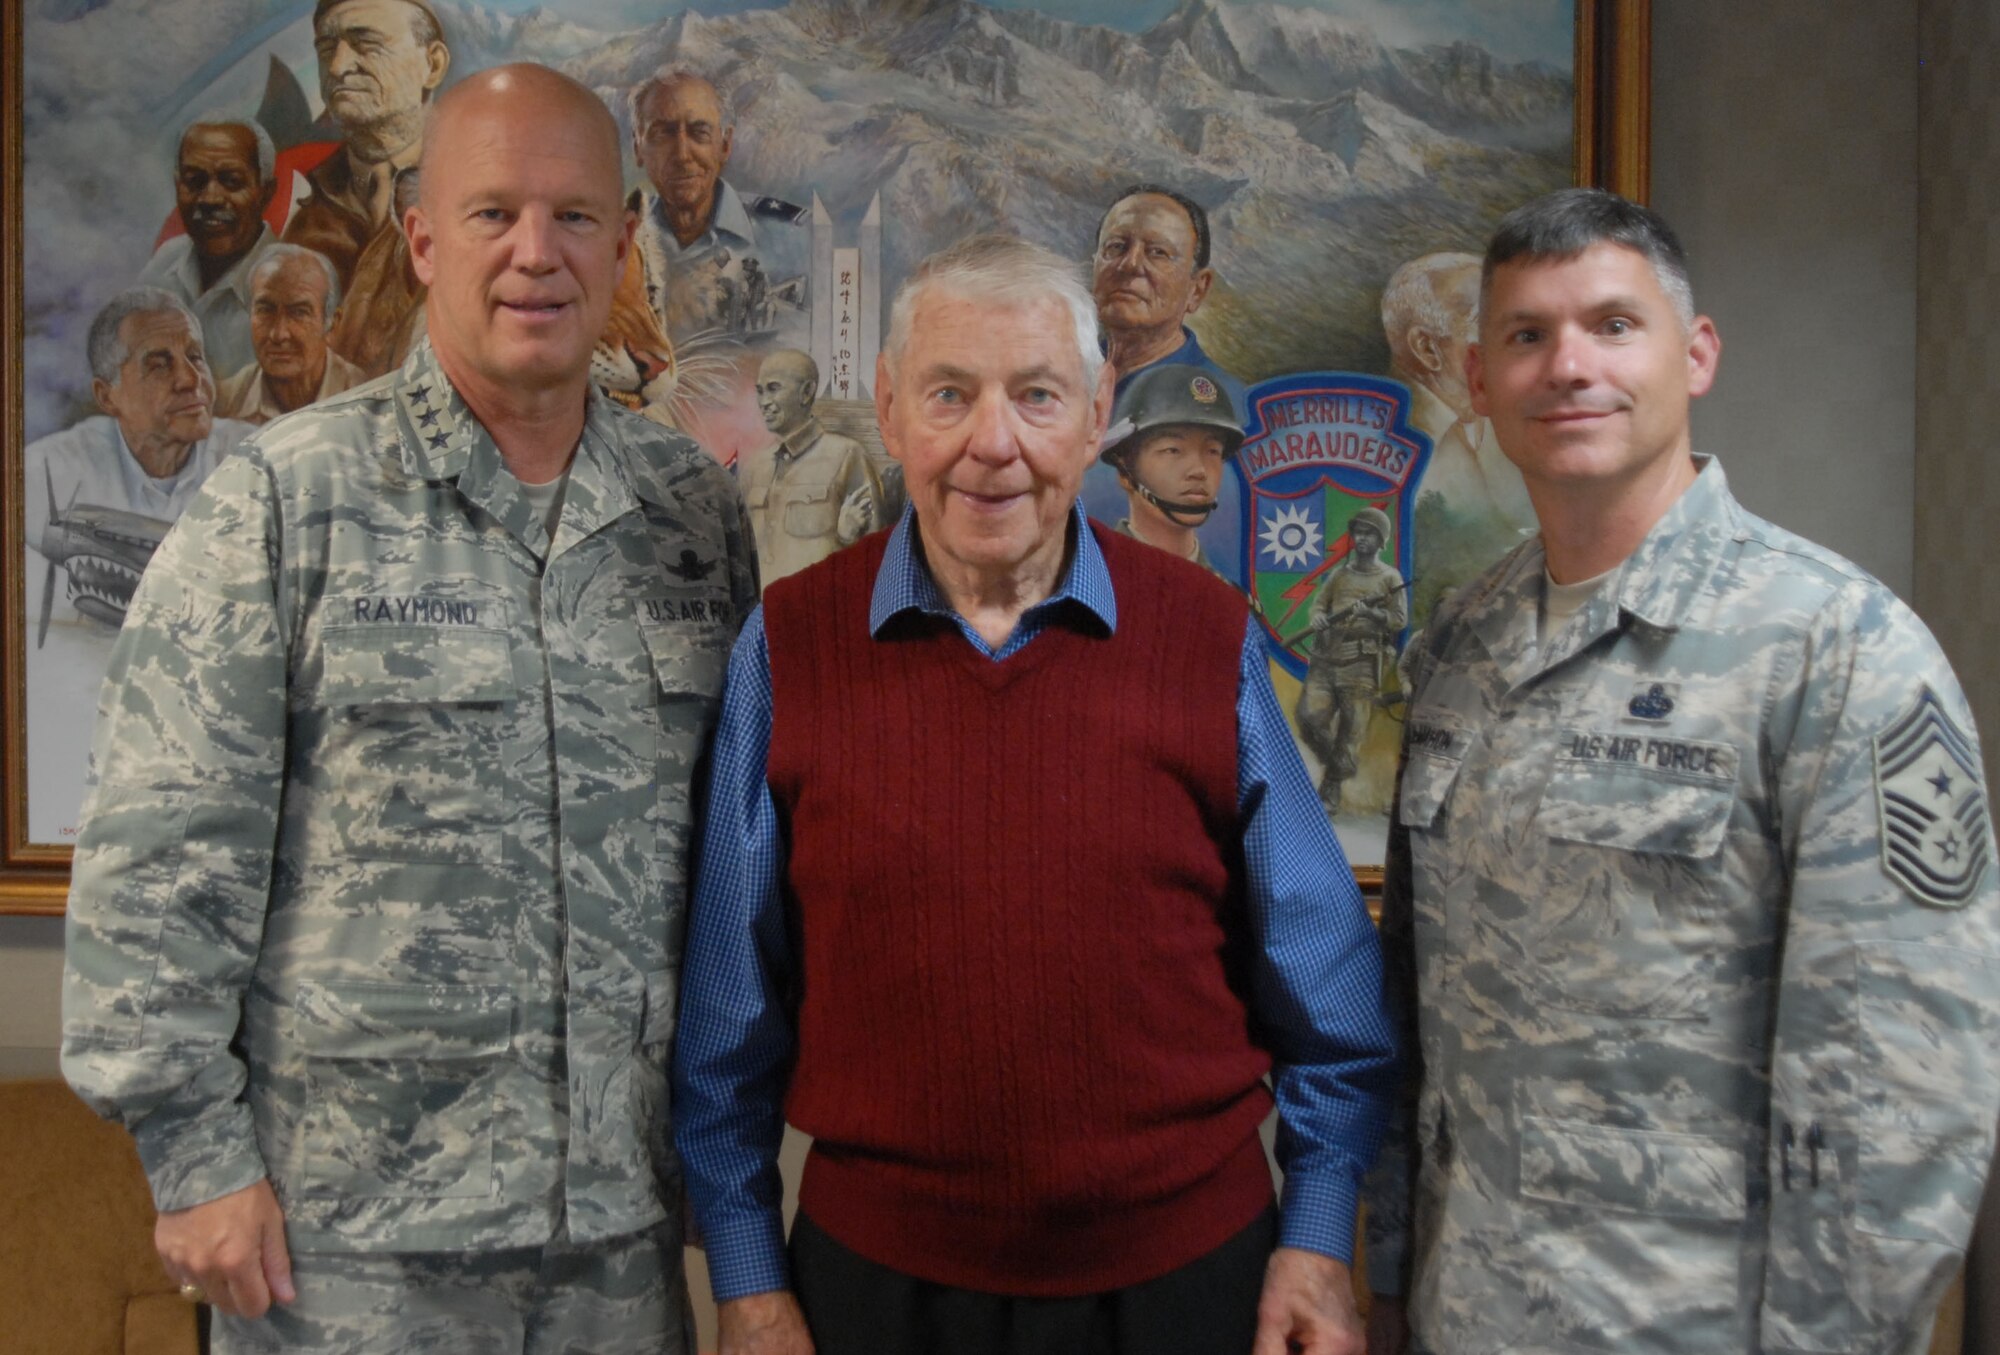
61, 343, 758, 1349
1366, 459, 2000, 1354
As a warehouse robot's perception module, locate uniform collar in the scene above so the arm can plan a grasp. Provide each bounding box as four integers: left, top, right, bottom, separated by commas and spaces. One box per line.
1607, 455, 1735, 633
868, 501, 1117, 638
1109, 326, 1202, 395
389, 341, 641, 557
1468, 454, 1733, 686
775, 417, 828, 464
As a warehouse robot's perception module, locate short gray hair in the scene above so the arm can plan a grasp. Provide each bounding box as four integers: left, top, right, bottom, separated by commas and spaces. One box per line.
87, 287, 203, 385
886, 234, 1105, 393
249, 244, 343, 327
1381, 252, 1479, 370
628, 66, 727, 130
1482, 187, 1696, 330
178, 112, 278, 186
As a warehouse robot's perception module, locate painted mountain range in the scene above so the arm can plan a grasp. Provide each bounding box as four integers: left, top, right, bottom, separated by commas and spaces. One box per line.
460, 0, 1575, 378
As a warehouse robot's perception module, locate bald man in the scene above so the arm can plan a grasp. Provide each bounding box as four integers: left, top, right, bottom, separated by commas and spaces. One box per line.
62, 64, 757, 1355
742, 347, 884, 586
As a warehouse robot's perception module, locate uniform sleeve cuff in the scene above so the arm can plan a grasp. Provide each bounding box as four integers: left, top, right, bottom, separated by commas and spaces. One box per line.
133, 1099, 268, 1214
1278, 1166, 1361, 1265
701, 1209, 792, 1303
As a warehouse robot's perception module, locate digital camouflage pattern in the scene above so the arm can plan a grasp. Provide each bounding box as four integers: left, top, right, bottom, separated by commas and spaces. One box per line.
1366, 460, 2000, 1354
62, 341, 758, 1257
213, 1220, 684, 1355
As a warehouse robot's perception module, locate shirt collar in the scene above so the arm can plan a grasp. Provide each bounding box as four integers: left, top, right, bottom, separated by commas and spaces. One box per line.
172, 226, 275, 307
776, 418, 827, 463
648, 179, 757, 252
868, 501, 1118, 638
1609, 454, 1736, 633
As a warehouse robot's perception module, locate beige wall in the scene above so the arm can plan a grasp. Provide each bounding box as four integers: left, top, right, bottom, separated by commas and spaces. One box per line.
1652, 0, 1918, 598
0, 915, 62, 1081
1916, 1, 2000, 1350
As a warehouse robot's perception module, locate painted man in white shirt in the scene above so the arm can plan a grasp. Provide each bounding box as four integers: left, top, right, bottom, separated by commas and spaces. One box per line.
25, 287, 253, 639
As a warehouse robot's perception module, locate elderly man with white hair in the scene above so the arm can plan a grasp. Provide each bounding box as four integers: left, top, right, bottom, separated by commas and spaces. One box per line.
674, 233, 1398, 1355
24, 286, 254, 634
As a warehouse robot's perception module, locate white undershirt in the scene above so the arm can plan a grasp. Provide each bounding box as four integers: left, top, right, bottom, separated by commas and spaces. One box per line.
1539, 563, 1617, 644
516, 470, 570, 542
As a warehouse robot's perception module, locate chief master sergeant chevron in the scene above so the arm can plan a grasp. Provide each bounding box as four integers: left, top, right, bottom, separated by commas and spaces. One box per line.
60, 64, 757, 1354
1363, 188, 2000, 1355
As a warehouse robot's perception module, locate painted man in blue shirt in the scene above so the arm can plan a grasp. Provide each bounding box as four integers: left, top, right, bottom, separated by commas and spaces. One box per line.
1092, 183, 1248, 412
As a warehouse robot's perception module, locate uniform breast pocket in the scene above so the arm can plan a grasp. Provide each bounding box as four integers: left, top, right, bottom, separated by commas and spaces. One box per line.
1525, 734, 1739, 1018
781, 482, 841, 539
318, 624, 516, 865
1398, 744, 1467, 832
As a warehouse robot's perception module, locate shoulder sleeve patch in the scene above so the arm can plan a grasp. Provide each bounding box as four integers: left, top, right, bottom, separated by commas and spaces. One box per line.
1875, 686, 1992, 907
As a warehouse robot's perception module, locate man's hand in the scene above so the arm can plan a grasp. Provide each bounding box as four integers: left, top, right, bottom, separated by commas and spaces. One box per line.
1365, 1293, 1409, 1355
1252, 1246, 1364, 1355
155, 1178, 295, 1320
718, 1290, 814, 1355
836, 484, 875, 545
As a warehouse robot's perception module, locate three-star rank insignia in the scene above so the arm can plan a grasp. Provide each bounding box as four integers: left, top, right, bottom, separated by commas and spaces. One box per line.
1875, 686, 1993, 907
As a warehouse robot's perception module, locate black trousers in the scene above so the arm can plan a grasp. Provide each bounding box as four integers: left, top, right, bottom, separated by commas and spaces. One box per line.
790, 1205, 1279, 1355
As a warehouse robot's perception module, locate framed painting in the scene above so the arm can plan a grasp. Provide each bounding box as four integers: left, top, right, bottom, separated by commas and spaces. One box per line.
1, 0, 1649, 912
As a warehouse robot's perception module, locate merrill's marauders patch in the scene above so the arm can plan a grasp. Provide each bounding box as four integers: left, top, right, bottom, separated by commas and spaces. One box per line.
1231, 372, 1428, 677
1875, 686, 1993, 907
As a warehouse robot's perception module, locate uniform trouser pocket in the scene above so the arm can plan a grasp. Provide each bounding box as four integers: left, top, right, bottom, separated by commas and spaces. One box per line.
293, 981, 512, 1200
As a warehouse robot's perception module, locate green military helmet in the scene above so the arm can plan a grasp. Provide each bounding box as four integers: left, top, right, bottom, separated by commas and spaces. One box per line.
1347, 506, 1392, 546
1099, 363, 1245, 466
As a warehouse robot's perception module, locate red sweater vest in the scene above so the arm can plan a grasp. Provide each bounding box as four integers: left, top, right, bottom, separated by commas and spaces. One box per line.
763, 524, 1276, 1296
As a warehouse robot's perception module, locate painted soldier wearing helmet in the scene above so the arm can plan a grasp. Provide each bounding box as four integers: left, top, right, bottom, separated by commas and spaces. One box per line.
1296, 506, 1405, 817
1098, 362, 1242, 580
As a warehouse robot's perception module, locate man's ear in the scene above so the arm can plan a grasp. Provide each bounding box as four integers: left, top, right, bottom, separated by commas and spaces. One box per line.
1409, 327, 1446, 378
423, 40, 450, 95
1466, 342, 1488, 418
1089, 365, 1115, 446
406, 204, 436, 287
1184, 266, 1214, 316
874, 354, 901, 463
1685, 316, 1721, 399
